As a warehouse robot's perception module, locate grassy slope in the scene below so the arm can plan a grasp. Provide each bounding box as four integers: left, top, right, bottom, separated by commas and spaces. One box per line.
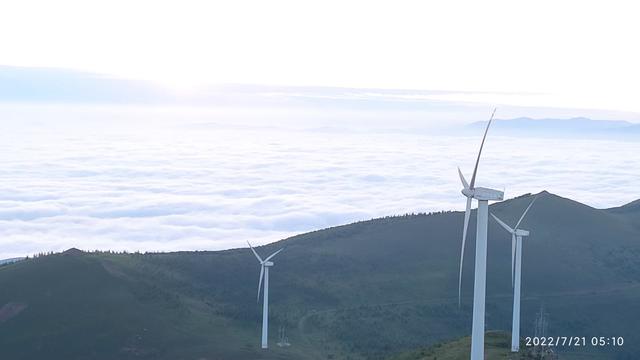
0, 253, 315, 360
391, 331, 621, 360
390, 331, 534, 360
1, 191, 639, 360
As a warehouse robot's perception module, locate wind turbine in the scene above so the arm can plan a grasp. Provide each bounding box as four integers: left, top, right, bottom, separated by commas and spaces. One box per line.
248, 241, 283, 349
458, 108, 504, 360
491, 195, 538, 352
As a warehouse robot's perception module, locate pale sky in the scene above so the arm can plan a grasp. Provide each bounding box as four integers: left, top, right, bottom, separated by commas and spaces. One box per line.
1, 0, 639, 113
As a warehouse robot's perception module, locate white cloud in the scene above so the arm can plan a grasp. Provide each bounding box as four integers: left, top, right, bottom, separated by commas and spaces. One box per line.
0, 103, 638, 258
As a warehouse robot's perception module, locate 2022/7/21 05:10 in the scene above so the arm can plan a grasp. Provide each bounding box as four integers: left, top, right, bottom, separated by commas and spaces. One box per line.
525, 336, 624, 347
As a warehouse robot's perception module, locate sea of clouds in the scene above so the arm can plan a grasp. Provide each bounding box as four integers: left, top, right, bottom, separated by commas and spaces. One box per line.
0, 104, 638, 258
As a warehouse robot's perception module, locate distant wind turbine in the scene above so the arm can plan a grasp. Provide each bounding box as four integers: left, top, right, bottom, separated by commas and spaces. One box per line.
247, 241, 283, 349
458, 108, 504, 360
491, 195, 538, 352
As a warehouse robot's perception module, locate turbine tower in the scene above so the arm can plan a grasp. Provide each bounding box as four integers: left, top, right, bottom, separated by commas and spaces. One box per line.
458, 109, 504, 360
491, 195, 538, 352
248, 241, 283, 349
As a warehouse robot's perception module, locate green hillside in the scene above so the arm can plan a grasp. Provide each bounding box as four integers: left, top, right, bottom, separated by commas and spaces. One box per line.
390, 331, 535, 360
1, 191, 639, 360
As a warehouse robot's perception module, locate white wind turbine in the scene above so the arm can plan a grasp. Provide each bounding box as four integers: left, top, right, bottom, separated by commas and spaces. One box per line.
458, 109, 504, 360
491, 195, 538, 352
247, 241, 283, 349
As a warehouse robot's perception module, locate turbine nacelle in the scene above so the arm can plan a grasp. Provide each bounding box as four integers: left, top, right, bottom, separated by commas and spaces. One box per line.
461, 187, 504, 201
263, 261, 274, 267
515, 229, 529, 237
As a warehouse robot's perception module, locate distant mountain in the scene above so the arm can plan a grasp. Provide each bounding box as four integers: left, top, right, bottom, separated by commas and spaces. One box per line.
468, 117, 640, 138
1, 192, 639, 359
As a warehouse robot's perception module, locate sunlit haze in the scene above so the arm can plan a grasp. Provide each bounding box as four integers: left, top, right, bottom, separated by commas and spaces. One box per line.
1, 0, 639, 112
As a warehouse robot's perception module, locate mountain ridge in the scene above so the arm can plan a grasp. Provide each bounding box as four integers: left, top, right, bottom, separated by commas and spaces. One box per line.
1, 191, 639, 360
467, 117, 640, 138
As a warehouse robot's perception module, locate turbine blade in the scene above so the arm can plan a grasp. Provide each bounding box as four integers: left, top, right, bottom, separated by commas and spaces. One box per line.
458, 167, 469, 189
247, 241, 264, 263
490, 213, 514, 233
257, 265, 264, 303
511, 233, 516, 288
469, 108, 497, 189
515, 195, 538, 229
458, 196, 472, 307
264, 248, 284, 262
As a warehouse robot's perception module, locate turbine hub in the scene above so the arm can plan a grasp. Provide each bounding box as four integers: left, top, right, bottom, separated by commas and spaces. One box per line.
461, 188, 474, 197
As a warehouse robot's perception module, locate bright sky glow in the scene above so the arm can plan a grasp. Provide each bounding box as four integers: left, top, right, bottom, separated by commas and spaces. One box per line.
1, 0, 639, 112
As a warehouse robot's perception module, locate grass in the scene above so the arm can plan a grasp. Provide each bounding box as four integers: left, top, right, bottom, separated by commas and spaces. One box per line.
390, 331, 535, 360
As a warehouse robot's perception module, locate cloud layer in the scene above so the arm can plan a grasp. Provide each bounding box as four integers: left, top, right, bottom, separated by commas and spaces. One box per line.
0, 104, 637, 258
